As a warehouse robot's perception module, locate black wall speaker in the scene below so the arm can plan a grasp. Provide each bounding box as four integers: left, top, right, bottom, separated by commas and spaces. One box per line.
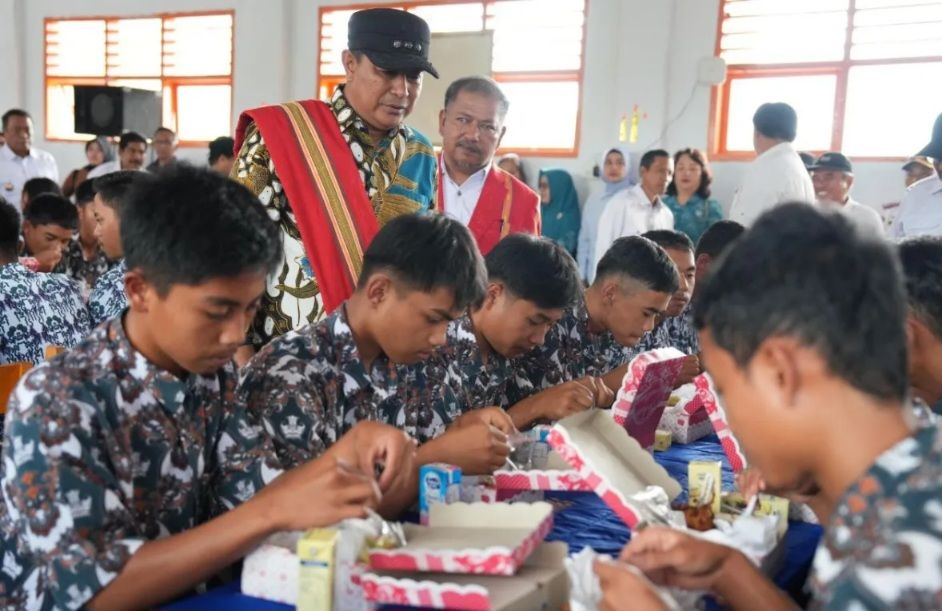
73, 86, 161, 137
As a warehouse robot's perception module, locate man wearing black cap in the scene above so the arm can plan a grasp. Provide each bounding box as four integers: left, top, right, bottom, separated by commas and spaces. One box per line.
811, 152, 885, 237
729, 102, 815, 227
232, 8, 439, 350
892, 113, 942, 239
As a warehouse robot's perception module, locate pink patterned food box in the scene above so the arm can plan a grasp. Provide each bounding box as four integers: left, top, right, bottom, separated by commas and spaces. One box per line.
548, 409, 682, 528
367, 502, 553, 577
361, 542, 569, 611
493, 450, 588, 492
611, 348, 687, 448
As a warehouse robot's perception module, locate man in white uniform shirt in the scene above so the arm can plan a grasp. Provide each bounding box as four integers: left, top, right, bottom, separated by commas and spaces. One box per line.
593, 149, 674, 268
0, 109, 59, 212
810, 152, 884, 237
729, 102, 815, 227
892, 113, 942, 239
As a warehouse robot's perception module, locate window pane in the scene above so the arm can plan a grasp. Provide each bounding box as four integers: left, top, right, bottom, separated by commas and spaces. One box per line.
724, 0, 848, 17
46, 84, 88, 140
720, 4, 848, 64
408, 3, 483, 33
163, 14, 233, 77
46, 20, 106, 77
842, 62, 942, 156
487, 0, 584, 72
175, 85, 231, 141
851, 4, 942, 59
725, 75, 836, 151
107, 18, 161, 77
498, 81, 579, 150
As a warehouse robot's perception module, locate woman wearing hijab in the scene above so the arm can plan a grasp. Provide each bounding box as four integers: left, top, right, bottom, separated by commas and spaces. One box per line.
539, 168, 581, 256
663, 148, 723, 244
61, 137, 115, 199
577, 146, 633, 282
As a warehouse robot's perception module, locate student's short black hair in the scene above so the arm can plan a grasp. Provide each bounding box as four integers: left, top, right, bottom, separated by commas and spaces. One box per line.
74, 180, 96, 206
753, 102, 798, 142
119, 131, 148, 150
642, 229, 694, 254
485, 234, 581, 310
0, 197, 20, 259
24, 194, 78, 231
640, 149, 670, 170
2, 109, 30, 131
209, 136, 235, 164
22, 177, 62, 203
358, 214, 486, 311
694, 203, 907, 402
695, 220, 745, 259
121, 164, 281, 296
93, 171, 154, 213
594, 236, 679, 295
899, 237, 942, 341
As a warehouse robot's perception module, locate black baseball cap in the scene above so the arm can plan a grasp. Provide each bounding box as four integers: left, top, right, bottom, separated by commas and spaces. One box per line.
348, 8, 439, 79
917, 113, 942, 159
810, 152, 853, 174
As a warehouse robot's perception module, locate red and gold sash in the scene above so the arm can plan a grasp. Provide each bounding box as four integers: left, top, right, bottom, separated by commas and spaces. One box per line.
235, 100, 378, 313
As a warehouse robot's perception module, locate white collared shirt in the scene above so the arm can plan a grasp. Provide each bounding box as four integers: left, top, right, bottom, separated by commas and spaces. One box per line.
440, 159, 488, 226
85, 160, 121, 180
891, 174, 942, 239
0, 144, 59, 211
818, 197, 886, 238
729, 142, 815, 227
594, 183, 674, 267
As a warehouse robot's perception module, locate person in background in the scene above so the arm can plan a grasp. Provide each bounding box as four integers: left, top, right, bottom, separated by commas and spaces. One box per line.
20, 193, 76, 272
899, 237, 942, 415
663, 148, 723, 245
810, 152, 885, 238
728, 102, 815, 226
61, 136, 114, 198
539, 168, 581, 256
892, 113, 942, 239
20, 176, 62, 212
53, 179, 116, 295
208, 136, 235, 176
0, 109, 59, 211
497, 153, 528, 185
902, 155, 935, 188
577, 146, 633, 283
147, 127, 178, 173
593, 149, 674, 270
0, 196, 89, 365
798, 151, 815, 172
86, 131, 149, 179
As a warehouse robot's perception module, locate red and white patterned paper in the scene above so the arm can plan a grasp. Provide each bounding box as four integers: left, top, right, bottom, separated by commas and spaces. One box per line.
693, 373, 748, 473
241, 536, 300, 605
659, 386, 714, 444
492, 469, 588, 491
360, 574, 491, 610
611, 348, 687, 448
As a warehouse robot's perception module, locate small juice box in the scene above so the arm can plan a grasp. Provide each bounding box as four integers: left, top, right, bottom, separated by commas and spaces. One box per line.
297, 528, 338, 611
688, 461, 722, 514
654, 429, 672, 452
419, 463, 462, 525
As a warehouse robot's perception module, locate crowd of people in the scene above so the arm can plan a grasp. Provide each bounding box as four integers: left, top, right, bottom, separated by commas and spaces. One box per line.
0, 6, 941, 611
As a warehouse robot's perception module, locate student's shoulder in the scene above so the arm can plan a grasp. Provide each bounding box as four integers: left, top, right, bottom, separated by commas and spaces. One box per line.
37, 271, 84, 297
243, 321, 336, 378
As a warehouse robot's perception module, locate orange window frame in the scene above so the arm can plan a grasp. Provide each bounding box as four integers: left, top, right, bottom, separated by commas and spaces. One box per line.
709, 0, 942, 162
316, 0, 589, 158
43, 10, 235, 147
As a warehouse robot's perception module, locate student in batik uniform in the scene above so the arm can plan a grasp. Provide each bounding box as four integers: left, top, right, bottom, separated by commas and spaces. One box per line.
899, 237, 942, 416
87, 171, 154, 327
19, 193, 75, 273
0, 197, 90, 366
0, 166, 416, 611
53, 179, 116, 296
596, 204, 942, 610
240, 214, 517, 477
509, 236, 678, 403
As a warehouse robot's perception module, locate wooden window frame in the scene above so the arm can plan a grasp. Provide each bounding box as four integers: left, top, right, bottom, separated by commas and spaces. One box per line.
709, 0, 942, 161
43, 10, 235, 147
316, 0, 588, 158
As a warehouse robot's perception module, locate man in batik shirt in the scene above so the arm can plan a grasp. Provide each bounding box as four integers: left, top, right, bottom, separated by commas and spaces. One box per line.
86, 171, 152, 327
53, 179, 115, 296
0, 166, 416, 611
232, 8, 438, 349
0, 197, 89, 366
240, 215, 515, 477
508, 236, 678, 404
596, 204, 942, 611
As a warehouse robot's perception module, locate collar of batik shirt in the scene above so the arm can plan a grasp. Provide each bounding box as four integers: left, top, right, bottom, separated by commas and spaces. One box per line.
330, 84, 409, 154
331, 303, 402, 394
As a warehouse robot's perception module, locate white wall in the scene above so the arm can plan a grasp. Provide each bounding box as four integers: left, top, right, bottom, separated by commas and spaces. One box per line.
2, 0, 906, 211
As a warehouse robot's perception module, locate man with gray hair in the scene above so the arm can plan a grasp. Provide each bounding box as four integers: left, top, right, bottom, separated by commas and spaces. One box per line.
436, 76, 540, 255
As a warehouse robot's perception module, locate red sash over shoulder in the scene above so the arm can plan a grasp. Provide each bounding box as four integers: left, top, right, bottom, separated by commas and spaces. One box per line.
235, 100, 378, 312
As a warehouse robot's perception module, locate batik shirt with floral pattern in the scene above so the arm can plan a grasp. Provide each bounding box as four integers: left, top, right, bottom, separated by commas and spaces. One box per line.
87, 260, 127, 327
0, 318, 282, 611
239, 305, 450, 470
0, 263, 91, 365
630, 303, 699, 358
52, 236, 116, 298
508, 295, 634, 403
809, 423, 942, 609
232, 86, 436, 348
